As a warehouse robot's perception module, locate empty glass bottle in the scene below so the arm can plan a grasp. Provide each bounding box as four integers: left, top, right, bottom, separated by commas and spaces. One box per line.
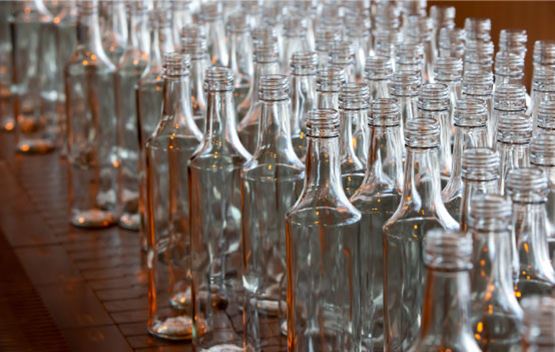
241, 74, 304, 351
407, 230, 481, 352
199, 2, 228, 66
12, 0, 58, 154
417, 83, 453, 183
145, 52, 202, 340
189, 67, 251, 351
289, 51, 318, 160
0, 1, 14, 132
442, 98, 490, 221
383, 117, 459, 352
101, 0, 127, 65
316, 66, 346, 110
65, 0, 117, 228
364, 55, 393, 102
181, 29, 209, 131
491, 83, 527, 147
459, 148, 500, 232
530, 132, 555, 265
521, 296, 555, 352
506, 168, 555, 298
226, 13, 253, 107
238, 41, 280, 152
115, 2, 149, 231
469, 194, 523, 352
350, 98, 404, 352
286, 109, 361, 352
496, 113, 532, 194
339, 83, 368, 197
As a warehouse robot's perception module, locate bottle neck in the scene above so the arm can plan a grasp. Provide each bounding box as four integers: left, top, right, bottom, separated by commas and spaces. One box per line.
127, 11, 148, 52
158, 24, 175, 54
290, 74, 316, 135
247, 61, 280, 105
339, 109, 364, 168
401, 146, 445, 213
189, 58, 208, 118
148, 26, 162, 68
162, 76, 202, 139
106, 2, 127, 44
317, 91, 339, 109
228, 31, 253, 84
419, 268, 475, 342
362, 125, 404, 192
460, 178, 500, 232
205, 89, 248, 155
77, 11, 104, 51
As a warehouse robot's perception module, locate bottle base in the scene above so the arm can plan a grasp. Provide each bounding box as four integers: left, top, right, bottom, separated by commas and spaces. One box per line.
16, 139, 55, 154
71, 209, 118, 228
118, 212, 140, 231
148, 315, 194, 341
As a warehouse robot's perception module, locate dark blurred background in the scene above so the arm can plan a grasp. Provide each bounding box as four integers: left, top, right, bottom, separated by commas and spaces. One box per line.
428, 0, 555, 89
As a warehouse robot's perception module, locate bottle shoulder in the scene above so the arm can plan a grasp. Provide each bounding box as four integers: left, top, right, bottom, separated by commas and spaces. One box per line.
65, 47, 116, 72
241, 160, 305, 181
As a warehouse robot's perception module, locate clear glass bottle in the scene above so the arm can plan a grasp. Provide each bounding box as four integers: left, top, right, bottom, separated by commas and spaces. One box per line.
285, 109, 361, 351
198, 2, 228, 67
316, 66, 346, 110
65, 0, 117, 228
181, 28, 209, 132
100, 0, 127, 65
339, 83, 368, 197
0, 1, 14, 132
418, 83, 453, 183
442, 98, 490, 221
468, 194, 523, 352
241, 74, 305, 351
459, 147, 500, 232
136, 9, 170, 250
407, 230, 481, 352
438, 27, 465, 59
289, 50, 318, 160
189, 67, 251, 351
350, 98, 404, 352
530, 132, 555, 265
115, 2, 149, 231
145, 52, 202, 340
388, 69, 420, 137
12, 0, 58, 154
521, 296, 555, 352
491, 83, 527, 146
237, 41, 280, 153
383, 117, 459, 352
496, 113, 532, 194
364, 55, 393, 102
226, 13, 253, 107
462, 70, 494, 139
506, 168, 555, 298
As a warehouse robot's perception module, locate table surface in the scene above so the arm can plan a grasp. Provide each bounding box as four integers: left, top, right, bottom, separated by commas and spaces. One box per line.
0, 133, 196, 351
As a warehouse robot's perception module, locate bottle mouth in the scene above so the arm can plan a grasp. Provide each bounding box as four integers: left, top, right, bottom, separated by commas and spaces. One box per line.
496, 113, 532, 144
434, 57, 463, 79
462, 148, 500, 181
258, 74, 289, 101
339, 83, 369, 110
226, 13, 249, 33
424, 230, 473, 271
306, 109, 340, 138
364, 55, 393, 80
430, 5, 456, 24
462, 70, 494, 95
203, 66, 234, 92
454, 98, 488, 127
368, 98, 400, 127
493, 83, 527, 110
163, 52, 191, 77
254, 42, 279, 63
290, 51, 318, 75
506, 167, 549, 203
404, 117, 440, 148
499, 29, 528, 49
317, 67, 346, 93
531, 132, 555, 166
389, 70, 421, 97
468, 194, 512, 231
417, 83, 450, 111
464, 17, 492, 41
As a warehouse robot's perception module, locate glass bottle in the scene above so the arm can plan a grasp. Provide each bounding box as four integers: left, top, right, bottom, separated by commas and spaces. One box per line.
241, 74, 305, 351
442, 98, 490, 221
521, 296, 555, 352
226, 13, 253, 107
115, 2, 149, 231
181, 28, 209, 132
100, 0, 127, 65
417, 83, 453, 183
438, 27, 465, 59
407, 230, 481, 352
65, 0, 117, 228
237, 41, 280, 153
506, 168, 555, 297
145, 52, 202, 340
530, 132, 555, 265
12, 0, 58, 154
462, 70, 494, 139
383, 117, 459, 351
496, 113, 532, 195
491, 83, 527, 147
459, 147, 500, 232
350, 98, 404, 352
285, 109, 362, 351
289, 50, 318, 160
0, 1, 14, 132
388, 69, 420, 136
364, 55, 393, 102
189, 67, 251, 351
339, 83, 368, 197
198, 2, 228, 67
468, 194, 523, 352
316, 66, 346, 110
